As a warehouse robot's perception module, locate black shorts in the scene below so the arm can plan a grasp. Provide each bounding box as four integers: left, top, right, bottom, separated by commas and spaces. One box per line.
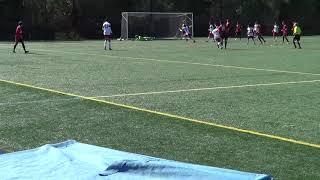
293, 35, 301, 41
104, 35, 112, 40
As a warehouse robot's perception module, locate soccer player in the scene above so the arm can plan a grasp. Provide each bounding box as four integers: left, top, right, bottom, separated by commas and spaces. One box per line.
180, 24, 196, 43
223, 19, 231, 49
207, 24, 214, 42
272, 22, 280, 41
102, 19, 112, 50
13, 21, 28, 53
212, 24, 223, 49
254, 21, 266, 44
281, 21, 289, 43
235, 21, 242, 40
207, 17, 215, 42
292, 22, 302, 49
247, 24, 256, 45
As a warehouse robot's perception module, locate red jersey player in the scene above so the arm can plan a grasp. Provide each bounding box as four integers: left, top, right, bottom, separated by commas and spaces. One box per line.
235, 21, 242, 40
281, 21, 289, 43
254, 21, 266, 44
223, 19, 231, 49
218, 19, 231, 49
13, 21, 28, 53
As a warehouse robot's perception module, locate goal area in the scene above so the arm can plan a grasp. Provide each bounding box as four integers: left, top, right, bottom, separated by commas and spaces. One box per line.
121, 12, 194, 40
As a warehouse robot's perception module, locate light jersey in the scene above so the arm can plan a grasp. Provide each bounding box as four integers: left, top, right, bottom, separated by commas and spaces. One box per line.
182, 26, 190, 35
293, 26, 302, 35
209, 25, 214, 32
247, 27, 254, 37
254, 24, 259, 32
212, 28, 220, 39
102, 21, 112, 35
273, 25, 279, 33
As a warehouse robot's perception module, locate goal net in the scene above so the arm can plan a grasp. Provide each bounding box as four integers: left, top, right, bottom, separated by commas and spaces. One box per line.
121, 12, 193, 40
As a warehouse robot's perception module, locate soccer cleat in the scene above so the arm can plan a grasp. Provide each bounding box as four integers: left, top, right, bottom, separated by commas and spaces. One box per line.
109, 48, 112, 50
13, 50, 16, 53
24, 51, 29, 54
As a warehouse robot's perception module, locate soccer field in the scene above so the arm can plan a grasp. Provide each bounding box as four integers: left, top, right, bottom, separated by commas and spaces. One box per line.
1, 37, 320, 179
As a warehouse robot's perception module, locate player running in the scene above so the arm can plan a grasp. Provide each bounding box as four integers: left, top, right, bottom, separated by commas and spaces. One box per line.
212, 24, 223, 49
272, 22, 280, 41
13, 21, 29, 53
247, 24, 256, 45
254, 21, 266, 44
281, 21, 289, 43
235, 21, 242, 40
292, 22, 302, 49
102, 19, 112, 50
180, 24, 196, 43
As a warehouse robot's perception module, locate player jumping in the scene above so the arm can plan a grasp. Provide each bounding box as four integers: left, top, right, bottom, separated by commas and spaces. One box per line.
102, 19, 112, 50
254, 21, 266, 44
281, 21, 289, 44
292, 22, 302, 49
13, 21, 29, 53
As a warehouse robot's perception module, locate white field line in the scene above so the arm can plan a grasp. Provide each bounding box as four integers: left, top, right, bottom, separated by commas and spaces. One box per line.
1, 44, 319, 77
39, 49, 320, 76
91, 79, 320, 98
0, 98, 79, 106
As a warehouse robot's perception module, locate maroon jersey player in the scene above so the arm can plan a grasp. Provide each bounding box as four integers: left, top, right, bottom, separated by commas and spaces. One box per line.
13, 21, 28, 53
235, 21, 242, 40
281, 21, 289, 43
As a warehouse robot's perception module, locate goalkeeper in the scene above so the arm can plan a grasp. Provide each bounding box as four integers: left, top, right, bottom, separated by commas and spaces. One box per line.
180, 24, 196, 43
292, 22, 302, 49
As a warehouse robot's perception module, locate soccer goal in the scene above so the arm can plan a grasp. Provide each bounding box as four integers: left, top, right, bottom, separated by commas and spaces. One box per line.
121, 12, 194, 40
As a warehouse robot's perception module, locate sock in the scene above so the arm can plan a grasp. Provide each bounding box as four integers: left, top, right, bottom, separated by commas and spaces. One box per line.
108, 41, 111, 49
104, 40, 107, 49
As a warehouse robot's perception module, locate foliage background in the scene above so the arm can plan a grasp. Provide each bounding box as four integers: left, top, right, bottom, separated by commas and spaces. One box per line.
0, 0, 319, 40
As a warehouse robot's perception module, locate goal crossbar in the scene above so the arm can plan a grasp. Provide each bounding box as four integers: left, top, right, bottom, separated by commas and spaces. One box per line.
121, 12, 194, 40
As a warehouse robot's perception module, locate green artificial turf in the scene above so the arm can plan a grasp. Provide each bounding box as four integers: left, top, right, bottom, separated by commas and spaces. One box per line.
0, 37, 320, 179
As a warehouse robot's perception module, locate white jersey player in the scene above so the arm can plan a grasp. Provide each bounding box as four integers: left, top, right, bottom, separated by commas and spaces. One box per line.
247, 25, 256, 45
102, 20, 112, 50
212, 26, 223, 49
272, 22, 280, 41
207, 24, 214, 41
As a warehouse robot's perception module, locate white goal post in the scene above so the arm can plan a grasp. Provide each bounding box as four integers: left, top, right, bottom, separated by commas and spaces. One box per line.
121, 12, 194, 40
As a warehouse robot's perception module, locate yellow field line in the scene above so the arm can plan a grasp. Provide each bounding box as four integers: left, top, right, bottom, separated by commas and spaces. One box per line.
1, 79, 320, 149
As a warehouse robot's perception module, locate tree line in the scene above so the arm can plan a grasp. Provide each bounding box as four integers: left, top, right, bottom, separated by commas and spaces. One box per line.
0, 0, 319, 40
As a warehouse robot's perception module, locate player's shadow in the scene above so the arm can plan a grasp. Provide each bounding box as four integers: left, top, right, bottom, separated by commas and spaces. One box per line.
109, 49, 128, 52
25, 52, 46, 55
228, 48, 249, 51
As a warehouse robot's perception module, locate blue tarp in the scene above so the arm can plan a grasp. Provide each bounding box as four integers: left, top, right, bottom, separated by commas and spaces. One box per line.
0, 140, 272, 180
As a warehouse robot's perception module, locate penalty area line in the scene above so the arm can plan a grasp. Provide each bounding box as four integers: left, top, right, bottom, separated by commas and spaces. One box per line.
90, 79, 320, 98
0, 78, 320, 149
